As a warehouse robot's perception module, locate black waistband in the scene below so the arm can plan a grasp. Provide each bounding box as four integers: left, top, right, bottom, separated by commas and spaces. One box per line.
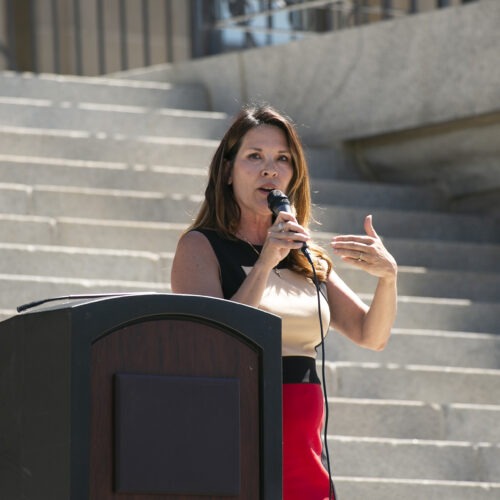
282, 356, 320, 384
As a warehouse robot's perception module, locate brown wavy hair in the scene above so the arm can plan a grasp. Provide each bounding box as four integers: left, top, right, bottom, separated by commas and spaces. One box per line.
189, 104, 332, 281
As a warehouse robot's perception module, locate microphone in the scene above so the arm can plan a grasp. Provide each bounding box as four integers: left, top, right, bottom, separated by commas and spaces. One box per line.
267, 189, 311, 257
267, 189, 292, 216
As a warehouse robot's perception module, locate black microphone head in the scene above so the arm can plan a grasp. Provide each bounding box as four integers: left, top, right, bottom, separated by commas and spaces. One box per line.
267, 189, 291, 215
267, 189, 311, 258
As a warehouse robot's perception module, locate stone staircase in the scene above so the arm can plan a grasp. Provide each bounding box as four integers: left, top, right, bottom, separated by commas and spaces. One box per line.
0, 70, 499, 499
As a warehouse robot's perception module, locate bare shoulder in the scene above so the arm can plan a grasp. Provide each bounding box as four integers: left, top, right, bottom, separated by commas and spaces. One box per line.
171, 230, 222, 297
175, 230, 213, 254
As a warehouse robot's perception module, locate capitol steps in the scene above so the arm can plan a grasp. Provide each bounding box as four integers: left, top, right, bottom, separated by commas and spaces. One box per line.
1, 179, 499, 238
0, 70, 499, 499
0, 71, 210, 110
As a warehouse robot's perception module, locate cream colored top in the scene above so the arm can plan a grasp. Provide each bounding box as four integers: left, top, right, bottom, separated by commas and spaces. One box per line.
243, 267, 330, 358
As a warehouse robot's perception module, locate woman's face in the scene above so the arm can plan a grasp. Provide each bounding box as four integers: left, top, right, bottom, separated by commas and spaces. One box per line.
228, 124, 294, 218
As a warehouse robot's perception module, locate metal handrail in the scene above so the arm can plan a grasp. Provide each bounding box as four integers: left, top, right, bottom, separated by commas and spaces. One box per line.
214, 0, 460, 33
215, 0, 412, 36
215, 0, 346, 28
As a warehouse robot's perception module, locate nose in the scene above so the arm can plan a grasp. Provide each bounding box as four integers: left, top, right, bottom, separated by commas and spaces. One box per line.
261, 160, 278, 177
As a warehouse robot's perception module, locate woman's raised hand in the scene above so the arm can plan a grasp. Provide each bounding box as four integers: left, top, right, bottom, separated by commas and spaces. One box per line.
331, 215, 397, 280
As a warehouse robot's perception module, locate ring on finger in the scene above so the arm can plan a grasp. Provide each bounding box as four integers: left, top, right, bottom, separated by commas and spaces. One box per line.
357, 252, 363, 262
277, 222, 285, 232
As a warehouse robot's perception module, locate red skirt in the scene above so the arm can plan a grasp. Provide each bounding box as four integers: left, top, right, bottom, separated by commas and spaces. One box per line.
282, 383, 335, 500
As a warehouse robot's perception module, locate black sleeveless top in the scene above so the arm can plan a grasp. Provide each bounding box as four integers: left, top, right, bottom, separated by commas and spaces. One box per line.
197, 228, 288, 298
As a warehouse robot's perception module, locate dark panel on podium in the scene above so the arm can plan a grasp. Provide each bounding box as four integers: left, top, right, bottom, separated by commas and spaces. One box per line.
114, 373, 241, 495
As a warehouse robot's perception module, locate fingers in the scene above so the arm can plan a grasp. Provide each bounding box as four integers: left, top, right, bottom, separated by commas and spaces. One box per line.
333, 215, 378, 244
269, 214, 310, 247
364, 214, 379, 238
273, 219, 304, 236
332, 244, 370, 265
331, 214, 377, 263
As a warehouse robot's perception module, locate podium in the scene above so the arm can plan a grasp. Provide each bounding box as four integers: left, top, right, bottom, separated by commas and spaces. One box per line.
0, 293, 282, 500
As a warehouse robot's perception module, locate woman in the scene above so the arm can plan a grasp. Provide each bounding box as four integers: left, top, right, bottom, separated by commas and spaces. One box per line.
171, 104, 398, 499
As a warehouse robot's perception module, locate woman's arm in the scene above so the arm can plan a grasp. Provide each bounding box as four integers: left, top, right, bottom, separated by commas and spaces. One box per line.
170, 231, 224, 297
327, 215, 398, 351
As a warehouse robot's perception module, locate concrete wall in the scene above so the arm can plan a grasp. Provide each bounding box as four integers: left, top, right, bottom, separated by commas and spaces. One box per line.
145, 0, 500, 212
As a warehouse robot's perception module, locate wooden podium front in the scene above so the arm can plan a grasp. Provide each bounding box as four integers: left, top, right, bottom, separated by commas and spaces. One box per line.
0, 293, 282, 500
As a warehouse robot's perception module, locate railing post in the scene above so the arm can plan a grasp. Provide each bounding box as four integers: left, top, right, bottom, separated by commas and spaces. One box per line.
118, 0, 129, 70
6, 0, 34, 72
382, 0, 392, 19
73, 0, 83, 75
28, 0, 38, 72
190, 0, 223, 59
96, 0, 106, 74
266, 0, 273, 46
50, 0, 61, 73
141, 0, 151, 67
6, 0, 17, 70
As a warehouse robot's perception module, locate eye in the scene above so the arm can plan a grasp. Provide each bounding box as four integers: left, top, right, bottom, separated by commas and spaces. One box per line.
248, 152, 261, 160
278, 155, 290, 162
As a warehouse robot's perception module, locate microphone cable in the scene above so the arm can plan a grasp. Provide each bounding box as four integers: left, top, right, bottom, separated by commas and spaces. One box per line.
267, 189, 337, 497
303, 249, 337, 500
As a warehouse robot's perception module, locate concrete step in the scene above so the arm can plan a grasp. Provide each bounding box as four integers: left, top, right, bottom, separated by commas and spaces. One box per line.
388, 237, 500, 271
328, 397, 500, 443
324, 361, 500, 405
0, 182, 202, 222
0, 214, 185, 251
325, 329, 500, 370
0, 156, 207, 195
0, 71, 210, 110
333, 477, 500, 500
0, 243, 171, 283
0, 98, 230, 140
311, 178, 447, 212
0, 126, 217, 169
312, 206, 500, 244
329, 436, 500, 482
0, 273, 168, 312
334, 264, 500, 302
0, 126, 346, 177
392, 295, 500, 333
303, 146, 364, 180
